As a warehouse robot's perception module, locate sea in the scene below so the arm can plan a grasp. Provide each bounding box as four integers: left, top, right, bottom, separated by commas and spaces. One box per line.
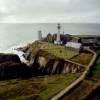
0, 23, 100, 52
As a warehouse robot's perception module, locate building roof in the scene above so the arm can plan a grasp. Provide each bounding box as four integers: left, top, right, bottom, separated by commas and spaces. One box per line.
81, 39, 97, 44
66, 42, 82, 49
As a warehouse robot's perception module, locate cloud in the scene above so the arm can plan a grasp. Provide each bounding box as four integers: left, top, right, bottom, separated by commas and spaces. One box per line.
0, 0, 100, 23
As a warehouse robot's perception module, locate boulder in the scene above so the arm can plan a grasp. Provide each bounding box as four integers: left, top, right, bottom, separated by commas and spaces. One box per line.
0, 61, 33, 80
0, 53, 35, 80
0, 53, 21, 63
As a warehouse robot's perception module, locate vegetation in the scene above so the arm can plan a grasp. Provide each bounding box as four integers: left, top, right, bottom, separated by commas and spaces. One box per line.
61, 79, 100, 100
92, 56, 100, 78
71, 52, 93, 66
0, 73, 80, 100
31, 41, 78, 59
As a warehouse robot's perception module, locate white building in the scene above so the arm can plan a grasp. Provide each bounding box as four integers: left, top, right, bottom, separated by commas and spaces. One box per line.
66, 42, 82, 52
38, 30, 42, 40
54, 40, 63, 45
54, 24, 62, 45
56, 24, 60, 42
56, 24, 61, 44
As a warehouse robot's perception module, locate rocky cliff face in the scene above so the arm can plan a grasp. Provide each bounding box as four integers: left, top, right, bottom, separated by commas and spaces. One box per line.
0, 53, 21, 63
32, 55, 85, 75
0, 53, 34, 80
0, 42, 84, 80
22, 47, 85, 75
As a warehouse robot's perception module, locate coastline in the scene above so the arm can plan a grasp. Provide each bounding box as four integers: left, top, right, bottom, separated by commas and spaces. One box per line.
0, 42, 30, 64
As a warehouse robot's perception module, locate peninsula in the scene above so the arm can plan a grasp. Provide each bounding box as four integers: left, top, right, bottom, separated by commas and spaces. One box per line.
0, 24, 100, 100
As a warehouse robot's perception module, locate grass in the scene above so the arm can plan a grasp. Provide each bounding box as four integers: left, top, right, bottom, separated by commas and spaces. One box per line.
61, 78, 100, 100
0, 73, 80, 100
61, 55, 100, 100
71, 52, 93, 66
92, 56, 100, 78
31, 41, 78, 59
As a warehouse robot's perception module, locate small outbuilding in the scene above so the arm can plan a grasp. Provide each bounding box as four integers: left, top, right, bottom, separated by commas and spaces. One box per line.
66, 42, 82, 52
38, 30, 42, 41
81, 38, 98, 46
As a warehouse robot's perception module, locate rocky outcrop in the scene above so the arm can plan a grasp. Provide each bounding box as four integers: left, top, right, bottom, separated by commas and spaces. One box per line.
32, 54, 85, 75
0, 61, 32, 80
44, 33, 54, 43
16, 44, 85, 75
42, 33, 72, 44
0, 42, 84, 80
0, 53, 35, 80
0, 53, 21, 63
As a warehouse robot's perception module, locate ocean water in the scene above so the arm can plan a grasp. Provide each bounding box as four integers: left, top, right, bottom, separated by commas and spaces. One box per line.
0, 23, 100, 52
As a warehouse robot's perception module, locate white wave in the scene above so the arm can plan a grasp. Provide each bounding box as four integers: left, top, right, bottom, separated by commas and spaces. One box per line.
2, 43, 29, 64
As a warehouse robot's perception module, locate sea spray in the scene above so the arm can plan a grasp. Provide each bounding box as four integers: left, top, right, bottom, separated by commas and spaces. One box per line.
2, 43, 29, 64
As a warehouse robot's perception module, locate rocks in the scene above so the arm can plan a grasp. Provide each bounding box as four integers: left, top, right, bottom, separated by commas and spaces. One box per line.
0, 53, 21, 63
0, 53, 34, 80
38, 56, 47, 68
42, 33, 72, 44
33, 54, 84, 75
43, 33, 54, 43
16, 43, 31, 53
11, 42, 85, 77
0, 61, 31, 80
52, 60, 59, 74
21, 46, 85, 75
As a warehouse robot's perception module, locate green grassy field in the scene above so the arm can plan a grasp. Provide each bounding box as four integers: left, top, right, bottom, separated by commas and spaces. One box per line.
61, 78, 100, 100
31, 41, 78, 59
0, 74, 80, 100
92, 56, 100, 78
71, 52, 93, 66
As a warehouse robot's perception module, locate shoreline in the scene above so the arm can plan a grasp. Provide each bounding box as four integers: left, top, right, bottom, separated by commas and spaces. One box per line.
0, 42, 30, 64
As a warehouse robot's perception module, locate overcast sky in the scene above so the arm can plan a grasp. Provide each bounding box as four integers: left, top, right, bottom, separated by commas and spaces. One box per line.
0, 0, 100, 23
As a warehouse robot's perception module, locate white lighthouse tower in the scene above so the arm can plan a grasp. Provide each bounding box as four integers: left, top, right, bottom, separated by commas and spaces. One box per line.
38, 30, 42, 41
56, 24, 61, 44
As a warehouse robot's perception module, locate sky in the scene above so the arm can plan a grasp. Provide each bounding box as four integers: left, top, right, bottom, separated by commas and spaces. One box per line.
0, 0, 100, 23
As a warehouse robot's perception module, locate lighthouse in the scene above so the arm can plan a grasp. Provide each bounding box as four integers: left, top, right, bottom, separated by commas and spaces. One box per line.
38, 30, 42, 41
56, 24, 61, 44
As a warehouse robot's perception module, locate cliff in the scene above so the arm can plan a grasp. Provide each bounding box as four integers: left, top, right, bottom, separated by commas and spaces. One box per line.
0, 53, 35, 80
0, 41, 86, 80
19, 41, 85, 75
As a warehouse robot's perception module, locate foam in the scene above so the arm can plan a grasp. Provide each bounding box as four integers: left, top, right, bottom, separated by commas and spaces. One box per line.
2, 43, 29, 64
